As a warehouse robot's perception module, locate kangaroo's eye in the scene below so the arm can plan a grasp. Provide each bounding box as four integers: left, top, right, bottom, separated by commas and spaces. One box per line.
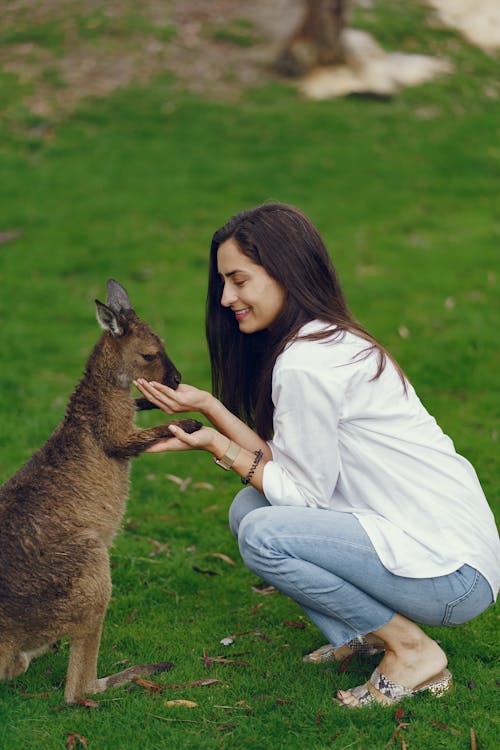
142, 353, 156, 362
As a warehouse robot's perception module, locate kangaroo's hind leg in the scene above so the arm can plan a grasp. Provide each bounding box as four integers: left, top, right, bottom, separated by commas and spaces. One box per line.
63, 540, 174, 702
65, 618, 108, 703
64, 545, 112, 703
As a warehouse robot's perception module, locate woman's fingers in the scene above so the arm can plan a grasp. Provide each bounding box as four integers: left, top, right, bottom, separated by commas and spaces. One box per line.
134, 379, 209, 416
134, 379, 175, 413
145, 437, 189, 453
145, 426, 215, 454
168, 424, 201, 446
145, 426, 197, 453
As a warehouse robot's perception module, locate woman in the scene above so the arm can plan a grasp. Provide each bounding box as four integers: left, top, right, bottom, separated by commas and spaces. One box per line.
135, 203, 499, 707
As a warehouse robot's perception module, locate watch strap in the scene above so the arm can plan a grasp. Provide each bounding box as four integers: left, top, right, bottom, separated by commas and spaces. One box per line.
213, 440, 241, 470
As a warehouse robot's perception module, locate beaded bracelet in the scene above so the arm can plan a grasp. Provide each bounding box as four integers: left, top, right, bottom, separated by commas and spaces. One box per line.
241, 449, 263, 485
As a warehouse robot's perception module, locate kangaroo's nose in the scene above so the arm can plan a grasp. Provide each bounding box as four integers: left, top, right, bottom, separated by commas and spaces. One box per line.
173, 371, 181, 389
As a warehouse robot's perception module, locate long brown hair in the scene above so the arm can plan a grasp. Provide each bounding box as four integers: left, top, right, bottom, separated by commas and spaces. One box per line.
206, 203, 406, 439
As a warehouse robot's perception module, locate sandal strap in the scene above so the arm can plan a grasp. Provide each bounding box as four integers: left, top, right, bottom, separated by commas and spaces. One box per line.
369, 669, 413, 703
349, 682, 375, 705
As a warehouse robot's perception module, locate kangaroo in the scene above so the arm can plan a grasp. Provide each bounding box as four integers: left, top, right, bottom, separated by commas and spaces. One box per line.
0, 279, 201, 703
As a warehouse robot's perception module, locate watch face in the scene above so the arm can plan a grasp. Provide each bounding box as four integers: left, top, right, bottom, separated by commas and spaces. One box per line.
214, 455, 230, 470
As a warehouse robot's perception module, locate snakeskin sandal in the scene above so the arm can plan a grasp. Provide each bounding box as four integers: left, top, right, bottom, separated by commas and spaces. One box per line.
303, 636, 385, 663
334, 667, 453, 707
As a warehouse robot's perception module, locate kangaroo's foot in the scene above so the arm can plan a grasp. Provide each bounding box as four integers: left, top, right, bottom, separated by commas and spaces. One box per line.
94, 661, 175, 694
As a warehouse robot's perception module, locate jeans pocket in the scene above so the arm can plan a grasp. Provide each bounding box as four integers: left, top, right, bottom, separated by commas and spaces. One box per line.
442, 568, 493, 626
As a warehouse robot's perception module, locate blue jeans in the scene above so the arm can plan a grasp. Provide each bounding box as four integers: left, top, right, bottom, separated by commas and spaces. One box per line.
229, 487, 494, 647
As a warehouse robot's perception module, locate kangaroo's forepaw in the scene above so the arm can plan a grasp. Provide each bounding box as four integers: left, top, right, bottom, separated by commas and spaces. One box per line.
172, 419, 203, 434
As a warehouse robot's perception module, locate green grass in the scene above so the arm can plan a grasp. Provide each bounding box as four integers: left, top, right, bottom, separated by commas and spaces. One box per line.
0, 2, 499, 748
208, 19, 257, 48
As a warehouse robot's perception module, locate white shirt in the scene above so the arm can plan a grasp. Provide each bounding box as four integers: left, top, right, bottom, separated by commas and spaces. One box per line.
263, 321, 500, 598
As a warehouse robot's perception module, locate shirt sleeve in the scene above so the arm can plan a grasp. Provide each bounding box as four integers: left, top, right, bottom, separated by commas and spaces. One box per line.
262, 364, 344, 508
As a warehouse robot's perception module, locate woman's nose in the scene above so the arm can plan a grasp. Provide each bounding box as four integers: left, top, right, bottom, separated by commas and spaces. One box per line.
221, 283, 238, 307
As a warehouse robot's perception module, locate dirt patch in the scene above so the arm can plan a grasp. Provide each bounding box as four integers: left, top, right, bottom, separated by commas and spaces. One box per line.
0, 0, 301, 120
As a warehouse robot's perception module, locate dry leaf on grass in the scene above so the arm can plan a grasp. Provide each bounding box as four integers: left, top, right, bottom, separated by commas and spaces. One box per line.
283, 620, 306, 629
395, 707, 406, 722
147, 537, 171, 557
77, 698, 99, 709
125, 608, 139, 624
251, 584, 276, 596
0, 230, 22, 245
164, 699, 198, 708
429, 719, 461, 736
17, 690, 52, 698
387, 723, 409, 745
203, 654, 251, 667
165, 473, 192, 491
133, 677, 164, 692
66, 734, 88, 749
163, 679, 221, 689
203, 503, 220, 513
211, 552, 236, 566
193, 565, 218, 576
338, 654, 355, 672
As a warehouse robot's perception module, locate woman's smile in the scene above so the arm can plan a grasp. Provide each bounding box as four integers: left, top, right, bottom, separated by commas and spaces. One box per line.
233, 306, 251, 321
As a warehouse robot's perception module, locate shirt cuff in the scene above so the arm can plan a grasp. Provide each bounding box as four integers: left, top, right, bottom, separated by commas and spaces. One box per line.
262, 460, 309, 507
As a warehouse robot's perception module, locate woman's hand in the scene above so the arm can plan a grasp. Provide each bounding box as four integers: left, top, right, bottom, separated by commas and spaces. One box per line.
134, 379, 212, 416
145, 424, 228, 455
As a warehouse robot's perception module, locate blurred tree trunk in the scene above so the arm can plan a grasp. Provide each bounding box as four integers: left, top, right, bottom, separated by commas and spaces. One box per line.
275, 0, 346, 76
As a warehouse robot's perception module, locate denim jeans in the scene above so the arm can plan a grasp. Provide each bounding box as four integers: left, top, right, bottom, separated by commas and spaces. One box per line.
229, 487, 494, 647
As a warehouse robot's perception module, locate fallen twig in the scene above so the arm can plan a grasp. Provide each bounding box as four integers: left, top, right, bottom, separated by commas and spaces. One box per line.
429, 719, 461, 736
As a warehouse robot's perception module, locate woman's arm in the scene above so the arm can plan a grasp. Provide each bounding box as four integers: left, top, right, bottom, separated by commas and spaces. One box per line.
134, 378, 272, 476
202, 392, 271, 459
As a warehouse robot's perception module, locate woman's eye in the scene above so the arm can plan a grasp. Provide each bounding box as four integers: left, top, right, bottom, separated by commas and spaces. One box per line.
142, 354, 156, 362
234, 280, 245, 287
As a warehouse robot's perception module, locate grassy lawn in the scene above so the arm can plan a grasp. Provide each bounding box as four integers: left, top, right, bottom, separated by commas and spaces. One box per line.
0, 2, 498, 748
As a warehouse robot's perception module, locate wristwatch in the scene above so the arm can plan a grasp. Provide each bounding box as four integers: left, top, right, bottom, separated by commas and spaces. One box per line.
213, 440, 241, 470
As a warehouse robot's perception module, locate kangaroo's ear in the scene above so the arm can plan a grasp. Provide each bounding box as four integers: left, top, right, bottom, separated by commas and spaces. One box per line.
106, 279, 132, 315
95, 299, 125, 337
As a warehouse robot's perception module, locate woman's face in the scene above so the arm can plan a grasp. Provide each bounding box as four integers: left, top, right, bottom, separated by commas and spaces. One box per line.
217, 238, 286, 333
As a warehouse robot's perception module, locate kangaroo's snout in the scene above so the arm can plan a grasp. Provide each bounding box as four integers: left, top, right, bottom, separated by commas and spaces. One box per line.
161, 359, 182, 390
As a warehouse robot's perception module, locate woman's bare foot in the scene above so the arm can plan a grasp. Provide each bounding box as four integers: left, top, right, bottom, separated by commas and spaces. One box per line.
336, 615, 448, 707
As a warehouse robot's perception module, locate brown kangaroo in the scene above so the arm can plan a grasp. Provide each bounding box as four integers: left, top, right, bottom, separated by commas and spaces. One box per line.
0, 279, 201, 702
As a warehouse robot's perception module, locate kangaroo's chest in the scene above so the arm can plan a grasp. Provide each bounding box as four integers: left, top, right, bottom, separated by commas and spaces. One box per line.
75, 455, 131, 547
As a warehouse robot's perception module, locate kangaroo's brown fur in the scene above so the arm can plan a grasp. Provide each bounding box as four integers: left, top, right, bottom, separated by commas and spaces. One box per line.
0, 279, 201, 702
